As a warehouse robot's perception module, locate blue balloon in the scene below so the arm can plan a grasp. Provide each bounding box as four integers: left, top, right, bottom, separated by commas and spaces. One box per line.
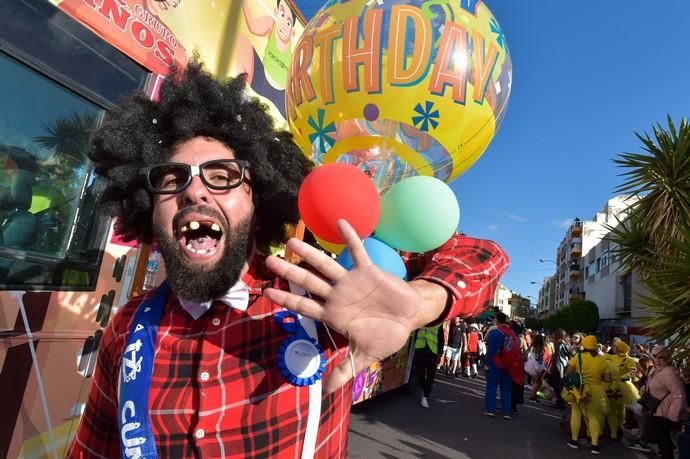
337, 237, 407, 280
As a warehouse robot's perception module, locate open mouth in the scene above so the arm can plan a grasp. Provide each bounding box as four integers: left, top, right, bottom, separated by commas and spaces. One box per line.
177, 219, 224, 259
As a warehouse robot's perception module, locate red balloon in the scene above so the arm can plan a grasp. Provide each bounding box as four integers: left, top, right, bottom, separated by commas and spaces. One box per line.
298, 164, 381, 244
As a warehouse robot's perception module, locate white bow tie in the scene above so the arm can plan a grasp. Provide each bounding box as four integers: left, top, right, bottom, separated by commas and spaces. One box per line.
217, 281, 250, 311
178, 280, 250, 320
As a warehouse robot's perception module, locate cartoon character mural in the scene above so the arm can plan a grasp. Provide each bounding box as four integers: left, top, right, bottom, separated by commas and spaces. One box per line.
235, 0, 298, 119
54, 0, 304, 125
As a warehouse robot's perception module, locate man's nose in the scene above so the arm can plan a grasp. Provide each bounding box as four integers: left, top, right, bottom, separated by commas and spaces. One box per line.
181, 175, 211, 205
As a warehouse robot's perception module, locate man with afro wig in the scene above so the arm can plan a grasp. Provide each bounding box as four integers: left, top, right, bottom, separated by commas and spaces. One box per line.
68, 61, 509, 458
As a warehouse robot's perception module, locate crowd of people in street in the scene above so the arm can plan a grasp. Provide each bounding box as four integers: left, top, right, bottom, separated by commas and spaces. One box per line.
415, 312, 690, 457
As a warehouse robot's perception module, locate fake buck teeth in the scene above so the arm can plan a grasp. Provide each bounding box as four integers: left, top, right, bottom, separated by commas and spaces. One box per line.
179, 221, 222, 234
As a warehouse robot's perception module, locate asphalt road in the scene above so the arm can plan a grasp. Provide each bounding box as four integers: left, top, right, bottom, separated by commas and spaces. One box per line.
348, 371, 652, 459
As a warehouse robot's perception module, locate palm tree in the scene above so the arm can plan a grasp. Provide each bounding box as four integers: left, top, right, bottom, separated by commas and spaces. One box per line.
34, 112, 99, 161
26, 112, 101, 253
33, 111, 100, 198
608, 116, 690, 355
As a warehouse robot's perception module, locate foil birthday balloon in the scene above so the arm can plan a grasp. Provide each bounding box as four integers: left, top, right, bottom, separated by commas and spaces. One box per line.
286, 0, 512, 192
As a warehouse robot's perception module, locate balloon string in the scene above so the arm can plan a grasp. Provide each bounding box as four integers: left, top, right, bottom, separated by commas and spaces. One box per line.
321, 318, 356, 380
305, 290, 356, 380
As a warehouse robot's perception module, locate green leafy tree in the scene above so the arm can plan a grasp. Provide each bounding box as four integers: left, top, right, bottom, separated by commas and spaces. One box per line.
543, 310, 563, 333
558, 305, 573, 333
542, 315, 553, 332
608, 116, 690, 356
524, 317, 542, 331
542, 301, 599, 334
568, 300, 599, 334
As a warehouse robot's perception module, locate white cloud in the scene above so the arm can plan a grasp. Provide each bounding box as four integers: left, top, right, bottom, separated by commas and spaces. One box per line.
488, 224, 499, 232
499, 210, 527, 222
552, 218, 573, 229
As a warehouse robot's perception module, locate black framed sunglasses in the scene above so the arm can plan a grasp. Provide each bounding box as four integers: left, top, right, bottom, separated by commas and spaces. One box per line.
141, 159, 250, 194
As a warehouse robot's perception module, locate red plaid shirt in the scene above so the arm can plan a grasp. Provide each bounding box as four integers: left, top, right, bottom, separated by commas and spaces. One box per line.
68, 234, 508, 458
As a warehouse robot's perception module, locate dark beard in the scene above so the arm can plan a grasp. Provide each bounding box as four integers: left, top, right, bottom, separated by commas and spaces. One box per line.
153, 211, 252, 303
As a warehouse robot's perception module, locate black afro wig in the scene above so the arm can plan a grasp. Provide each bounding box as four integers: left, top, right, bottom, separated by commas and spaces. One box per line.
89, 60, 313, 252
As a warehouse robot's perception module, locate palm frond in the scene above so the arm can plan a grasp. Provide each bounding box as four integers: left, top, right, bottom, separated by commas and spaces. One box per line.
612, 117, 690, 273
33, 112, 99, 160
613, 116, 690, 356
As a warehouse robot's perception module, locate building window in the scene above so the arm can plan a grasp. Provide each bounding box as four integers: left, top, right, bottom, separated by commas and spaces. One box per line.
587, 260, 596, 278
598, 251, 608, 270
622, 272, 632, 312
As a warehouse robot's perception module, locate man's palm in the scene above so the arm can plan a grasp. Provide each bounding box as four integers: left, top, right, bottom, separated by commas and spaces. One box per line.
264, 220, 421, 393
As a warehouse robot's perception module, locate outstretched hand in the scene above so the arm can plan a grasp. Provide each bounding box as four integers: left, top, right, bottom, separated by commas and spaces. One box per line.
264, 220, 424, 394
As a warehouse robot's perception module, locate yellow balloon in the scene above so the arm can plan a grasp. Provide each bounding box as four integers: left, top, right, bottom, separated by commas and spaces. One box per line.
315, 236, 345, 255
286, 0, 511, 193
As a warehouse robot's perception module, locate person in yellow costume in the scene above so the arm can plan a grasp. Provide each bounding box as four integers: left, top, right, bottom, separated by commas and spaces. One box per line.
603, 345, 624, 441
564, 335, 611, 455
611, 340, 640, 404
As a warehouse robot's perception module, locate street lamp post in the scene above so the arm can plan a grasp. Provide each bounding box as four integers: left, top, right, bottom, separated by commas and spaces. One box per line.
539, 258, 557, 265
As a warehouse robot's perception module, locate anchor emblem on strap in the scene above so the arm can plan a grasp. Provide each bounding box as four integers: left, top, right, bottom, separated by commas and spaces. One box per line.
122, 339, 144, 383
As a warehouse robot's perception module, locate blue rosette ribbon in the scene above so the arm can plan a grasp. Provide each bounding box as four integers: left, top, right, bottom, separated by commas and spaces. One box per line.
274, 310, 326, 387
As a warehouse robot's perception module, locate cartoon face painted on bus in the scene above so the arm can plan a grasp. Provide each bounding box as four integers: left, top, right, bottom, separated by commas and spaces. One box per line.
234, 0, 297, 118
274, 0, 296, 45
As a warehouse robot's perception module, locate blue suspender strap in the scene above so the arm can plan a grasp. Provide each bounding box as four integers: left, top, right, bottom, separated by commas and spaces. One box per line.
118, 281, 170, 459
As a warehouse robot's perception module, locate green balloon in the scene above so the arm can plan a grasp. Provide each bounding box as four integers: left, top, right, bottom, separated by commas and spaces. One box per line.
375, 176, 460, 253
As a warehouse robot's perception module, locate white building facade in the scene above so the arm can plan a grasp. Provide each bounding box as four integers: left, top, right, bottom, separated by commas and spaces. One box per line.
553, 195, 639, 311
581, 237, 649, 344
540, 194, 650, 342
491, 283, 513, 317
536, 274, 557, 318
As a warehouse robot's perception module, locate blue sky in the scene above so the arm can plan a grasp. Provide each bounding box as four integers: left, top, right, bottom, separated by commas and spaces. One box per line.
293, 0, 690, 303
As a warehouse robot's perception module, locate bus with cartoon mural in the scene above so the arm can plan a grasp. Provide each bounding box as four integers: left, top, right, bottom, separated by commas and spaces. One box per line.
0, 1, 310, 457
0, 1, 428, 456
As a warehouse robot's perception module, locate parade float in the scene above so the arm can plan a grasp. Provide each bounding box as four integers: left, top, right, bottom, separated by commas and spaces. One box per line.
286, 0, 512, 403
0, 1, 305, 457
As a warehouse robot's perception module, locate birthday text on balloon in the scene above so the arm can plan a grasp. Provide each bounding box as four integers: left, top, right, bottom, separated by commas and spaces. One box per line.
288, 5, 500, 121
